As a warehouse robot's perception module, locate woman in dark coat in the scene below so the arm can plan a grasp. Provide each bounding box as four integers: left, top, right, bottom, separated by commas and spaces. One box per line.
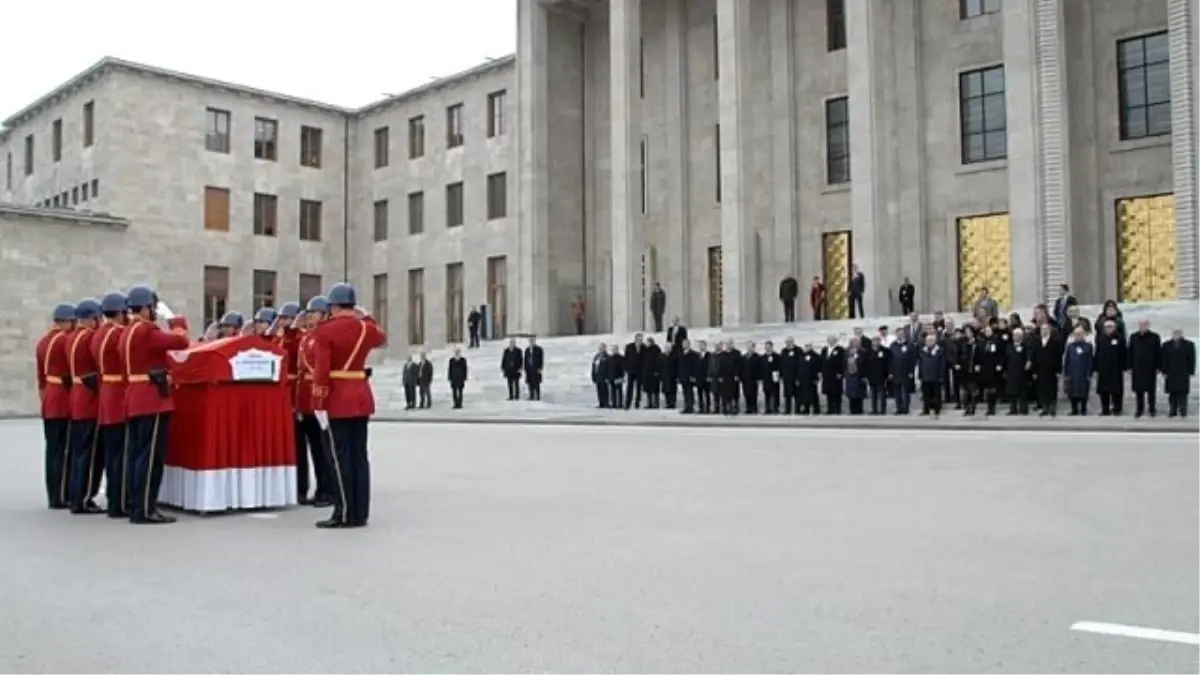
821, 338, 846, 414
1005, 327, 1032, 414
957, 325, 981, 415
1062, 329, 1094, 415
1095, 300, 1127, 343
977, 325, 1005, 415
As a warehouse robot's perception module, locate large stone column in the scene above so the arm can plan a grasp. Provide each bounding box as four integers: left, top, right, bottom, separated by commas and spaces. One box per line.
516, 0, 552, 334
664, 0, 691, 322
716, 0, 755, 326
1169, 0, 1199, 299
768, 0, 798, 287
845, 0, 888, 317
610, 0, 643, 334
1004, 0, 1073, 307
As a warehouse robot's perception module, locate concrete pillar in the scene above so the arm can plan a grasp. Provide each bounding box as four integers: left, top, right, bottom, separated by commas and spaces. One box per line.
888, 0, 927, 313
768, 0, 798, 289
1004, 0, 1073, 307
1169, 0, 1199, 299
610, 0, 643, 334
716, 0, 754, 326
664, 0, 691, 323
516, 0, 552, 334
845, 0, 888, 316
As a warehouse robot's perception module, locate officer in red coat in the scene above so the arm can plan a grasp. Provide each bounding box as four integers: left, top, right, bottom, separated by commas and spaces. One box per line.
311, 283, 386, 529
67, 298, 105, 514
91, 292, 130, 518
272, 301, 315, 503
117, 286, 191, 525
36, 303, 77, 510
297, 296, 335, 509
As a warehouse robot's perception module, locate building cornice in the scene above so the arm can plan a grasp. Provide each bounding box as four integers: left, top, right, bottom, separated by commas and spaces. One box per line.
0, 202, 131, 229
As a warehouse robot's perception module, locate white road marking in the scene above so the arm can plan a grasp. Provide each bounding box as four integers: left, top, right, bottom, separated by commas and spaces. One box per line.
1071, 621, 1200, 646
246, 512, 279, 519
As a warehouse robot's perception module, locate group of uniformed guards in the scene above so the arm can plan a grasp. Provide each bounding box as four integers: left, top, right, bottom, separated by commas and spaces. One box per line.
34, 282, 386, 528
591, 308, 1196, 419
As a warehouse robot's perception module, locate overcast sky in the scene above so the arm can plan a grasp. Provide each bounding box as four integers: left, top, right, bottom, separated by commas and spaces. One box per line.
0, 0, 517, 119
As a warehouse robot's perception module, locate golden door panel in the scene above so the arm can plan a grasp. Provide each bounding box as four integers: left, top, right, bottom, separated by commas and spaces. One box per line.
821, 231, 851, 320
956, 214, 1013, 312
1116, 194, 1176, 303
707, 245, 723, 327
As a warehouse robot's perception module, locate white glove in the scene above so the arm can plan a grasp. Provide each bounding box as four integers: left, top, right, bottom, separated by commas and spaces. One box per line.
314, 410, 330, 430
355, 305, 371, 318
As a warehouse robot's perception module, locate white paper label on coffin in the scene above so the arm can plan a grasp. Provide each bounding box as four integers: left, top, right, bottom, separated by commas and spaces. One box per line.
229, 349, 282, 382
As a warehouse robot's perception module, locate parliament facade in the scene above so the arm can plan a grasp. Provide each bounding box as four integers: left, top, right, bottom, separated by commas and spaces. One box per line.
1, 0, 1197, 352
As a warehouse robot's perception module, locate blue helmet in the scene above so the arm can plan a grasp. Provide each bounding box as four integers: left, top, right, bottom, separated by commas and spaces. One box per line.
100, 292, 128, 314
277, 302, 302, 319
52, 303, 77, 323
254, 307, 277, 324
327, 283, 357, 307
305, 295, 330, 314
126, 285, 157, 309
75, 298, 103, 320
219, 311, 245, 329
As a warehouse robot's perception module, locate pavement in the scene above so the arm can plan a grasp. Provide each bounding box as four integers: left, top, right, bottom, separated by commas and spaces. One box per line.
1, 420, 1197, 673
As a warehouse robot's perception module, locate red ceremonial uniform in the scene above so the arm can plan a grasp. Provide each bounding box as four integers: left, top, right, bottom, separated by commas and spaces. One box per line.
67, 326, 100, 421
35, 328, 73, 419
296, 329, 318, 415
91, 322, 127, 426
274, 327, 301, 408
311, 314, 386, 418
117, 317, 191, 418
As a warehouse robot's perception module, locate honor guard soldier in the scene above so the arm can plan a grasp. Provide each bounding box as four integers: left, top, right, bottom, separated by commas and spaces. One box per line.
253, 307, 277, 337
297, 296, 334, 507
36, 303, 77, 510
67, 298, 105, 514
218, 311, 245, 338
272, 301, 318, 503
310, 283, 386, 528
118, 286, 191, 524
92, 292, 130, 517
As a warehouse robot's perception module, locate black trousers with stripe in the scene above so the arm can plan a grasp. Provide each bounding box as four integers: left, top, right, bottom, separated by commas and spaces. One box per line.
99, 423, 129, 515
67, 419, 104, 507
43, 418, 71, 508
127, 413, 171, 520
326, 417, 371, 525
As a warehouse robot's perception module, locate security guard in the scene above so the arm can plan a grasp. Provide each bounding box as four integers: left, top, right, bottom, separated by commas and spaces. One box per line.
297, 296, 334, 508
67, 298, 105, 514
118, 286, 191, 524
218, 311, 245, 338
92, 292, 130, 518
311, 283, 386, 528
253, 307, 277, 336
36, 303, 77, 510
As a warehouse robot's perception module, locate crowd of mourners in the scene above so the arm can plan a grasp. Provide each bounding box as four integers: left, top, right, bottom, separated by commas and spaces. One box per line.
590, 292, 1197, 419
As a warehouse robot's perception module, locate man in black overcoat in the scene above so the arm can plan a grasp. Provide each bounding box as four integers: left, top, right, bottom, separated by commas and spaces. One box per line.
780, 338, 800, 414
1093, 318, 1128, 415
1030, 322, 1062, 416
1004, 327, 1032, 415
1162, 329, 1196, 417
1127, 320, 1162, 417
820, 336, 846, 414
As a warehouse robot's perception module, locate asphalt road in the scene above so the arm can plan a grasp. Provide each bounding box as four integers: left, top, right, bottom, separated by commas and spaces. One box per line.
1, 421, 1196, 674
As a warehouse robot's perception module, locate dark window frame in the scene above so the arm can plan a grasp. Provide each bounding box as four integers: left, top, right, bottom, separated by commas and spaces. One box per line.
203, 265, 230, 328
374, 126, 390, 168
825, 96, 851, 185
51, 118, 63, 163
959, 0, 1001, 19
408, 191, 425, 235
374, 199, 389, 242
253, 192, 278, 236
409, 115, 426, 158
82, 101, 95, 148
487, 90, 507, 138
1117, 31, 1172, 141
205, 108, 231, 153
958, 65, 1008, 164
486, 172, 507, 220
827, 0, 846, 51
446, 104, 464, 149
446, 181, 464, 228
252, 269, 277, 311
254, 117, 279, 161
299, 199, 323, 241
300, 125, 323, 168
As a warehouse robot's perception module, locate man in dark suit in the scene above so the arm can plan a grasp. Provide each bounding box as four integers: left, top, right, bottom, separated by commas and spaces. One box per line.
501, 338, 522, 400
623, 334, 645, 409
447, 348, 468, 409
466, 308, 482, 348
417, 352, 434, 409
898, 277, 915, 316
524, 337, 545, 400
849, 265, 866, 319
666, 317, 688, 352
591, 344, 609, 408
1162, 329, 1196, 417
1052, 284, 1077, 327
1127, 319, 1162, 417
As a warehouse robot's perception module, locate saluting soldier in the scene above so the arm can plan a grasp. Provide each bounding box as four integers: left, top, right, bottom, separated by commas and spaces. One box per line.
36, 303, 77, 510
310, 283, 387, 529
253, 307, 277, 336
271, 302, 309, 501
297, 297, 334, 507
119, 286, 190, 524
67, 299, 105, 515
218, 311, 245, 338
92, 292, 130, 517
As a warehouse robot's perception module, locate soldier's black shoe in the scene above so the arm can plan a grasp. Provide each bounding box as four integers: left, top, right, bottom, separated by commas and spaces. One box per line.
107, 510, 128, 519
130, 513, 174, 524
71, 503, 104, 515
149, 512, 177, 523
311, 498, 333, 508
49, 503, 68, 510
315, 518, 346, 529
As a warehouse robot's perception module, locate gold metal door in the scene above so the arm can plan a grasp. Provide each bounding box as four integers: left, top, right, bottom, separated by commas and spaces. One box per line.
707, 246, 723, 327
956, 214, 1013, 312
821, 231, 851, 319
1116, 194, 1176, 302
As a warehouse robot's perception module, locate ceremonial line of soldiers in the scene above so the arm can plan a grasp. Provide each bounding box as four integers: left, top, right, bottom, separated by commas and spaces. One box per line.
34, 282, 386, 528
589, 301, 1197, 418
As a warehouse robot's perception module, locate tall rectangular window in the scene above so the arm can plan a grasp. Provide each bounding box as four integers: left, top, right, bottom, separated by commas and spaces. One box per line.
1117, 32, 1171, 140
51, 119, 62, 162
487, 90, 507, 138
408, 191, 425, 235
299, 274, 323, 307
300, 125, 323, 167
374, 199, 389, 242
299, 199, 323, 241
253, 193, 278, 236
446, 182, 464, 227
23, 135, 34, 175
827, 0, 846, 51
825, 96, 850, 184
487, 172, 507, 219
254, 117, 278, 160
203, 265, 229, 328
252, 269, 277, 311
90, 178, 99, 197
408, 115, 426, 158
408, 268, 425, 345
714, 124, 722, 203
959, 65, 1007, 164
204, 186, 231, 231
445, 262, 465, 343
205, 108, 231, 153
639, 139, 647, 214
487, 255, 508, 339
446, 104, 464, 148
373, 273, 389, 337
960, 0, 1001, 18
374, 126, 390, 168
82, 101, 94, 147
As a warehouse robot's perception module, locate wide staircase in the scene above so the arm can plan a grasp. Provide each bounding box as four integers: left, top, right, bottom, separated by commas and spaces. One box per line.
368, 300, 1199, 415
